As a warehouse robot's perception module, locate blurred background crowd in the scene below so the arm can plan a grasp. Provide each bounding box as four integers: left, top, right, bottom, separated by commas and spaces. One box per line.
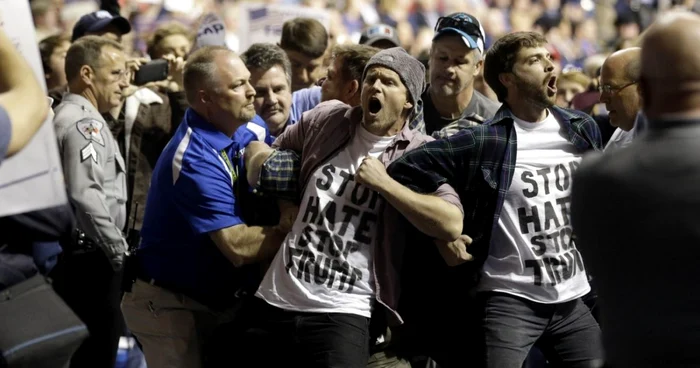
32, 0, 699, 113
33, 0, 693, 64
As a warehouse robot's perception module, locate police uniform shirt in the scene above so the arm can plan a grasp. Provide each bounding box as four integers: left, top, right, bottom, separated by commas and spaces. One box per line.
0, 104, 11, 165
137, 108, 271, 309
53, 93, 128, 269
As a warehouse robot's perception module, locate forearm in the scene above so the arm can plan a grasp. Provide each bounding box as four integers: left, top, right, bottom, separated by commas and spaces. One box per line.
378, 178, 462, 241
245, 143, 275, 188
0, 30, 48, 155
0, 30, 30, 92
215, 224, 288, 267
72, 190, 128, 266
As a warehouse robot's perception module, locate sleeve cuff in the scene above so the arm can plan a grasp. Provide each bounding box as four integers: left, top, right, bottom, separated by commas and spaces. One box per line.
0, 104, 12, 162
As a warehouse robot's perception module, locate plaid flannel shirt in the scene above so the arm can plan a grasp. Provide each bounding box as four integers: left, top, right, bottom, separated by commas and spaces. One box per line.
386, 104, 602, 284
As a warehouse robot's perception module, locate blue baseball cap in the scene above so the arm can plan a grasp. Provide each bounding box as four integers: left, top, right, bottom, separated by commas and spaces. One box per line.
359, 24, 401, 48
433, 12, 486, 54
71, 10, 132, 42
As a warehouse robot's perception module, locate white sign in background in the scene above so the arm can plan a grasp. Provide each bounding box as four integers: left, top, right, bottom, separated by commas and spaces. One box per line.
0, 0, 67, 217
238, 3, 331, 52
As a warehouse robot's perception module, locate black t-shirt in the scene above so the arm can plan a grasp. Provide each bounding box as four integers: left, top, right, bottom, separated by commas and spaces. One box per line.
421, 87, 501, 135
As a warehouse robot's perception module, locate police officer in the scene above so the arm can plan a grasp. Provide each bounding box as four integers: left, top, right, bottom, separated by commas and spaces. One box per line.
51, 35, 129, 368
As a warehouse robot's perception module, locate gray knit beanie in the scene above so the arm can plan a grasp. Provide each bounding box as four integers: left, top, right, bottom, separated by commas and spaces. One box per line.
362, 47, 426, 108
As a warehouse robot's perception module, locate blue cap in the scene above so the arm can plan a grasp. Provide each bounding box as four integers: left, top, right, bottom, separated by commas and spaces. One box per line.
433, 12, 486, 54
359, 24, 401, 48
71, 10, 132, 42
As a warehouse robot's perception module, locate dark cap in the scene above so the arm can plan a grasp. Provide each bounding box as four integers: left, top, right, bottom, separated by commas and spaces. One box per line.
71, 10, 132, 42
359, 24, 401, 48
363, 47, 426, 107
433, 12, 486, 54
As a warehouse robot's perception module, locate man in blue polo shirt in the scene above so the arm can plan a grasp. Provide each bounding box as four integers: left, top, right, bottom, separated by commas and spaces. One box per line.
120, 46, 293, 368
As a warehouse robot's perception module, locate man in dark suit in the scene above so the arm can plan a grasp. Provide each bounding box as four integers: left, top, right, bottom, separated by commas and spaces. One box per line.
571, 10, 700, 368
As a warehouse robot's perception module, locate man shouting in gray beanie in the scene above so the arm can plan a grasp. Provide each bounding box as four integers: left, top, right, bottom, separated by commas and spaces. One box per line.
236, 47, 464, 367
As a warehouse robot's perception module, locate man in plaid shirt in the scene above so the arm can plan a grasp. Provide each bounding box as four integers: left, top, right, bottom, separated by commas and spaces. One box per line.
387, 32, 605, 367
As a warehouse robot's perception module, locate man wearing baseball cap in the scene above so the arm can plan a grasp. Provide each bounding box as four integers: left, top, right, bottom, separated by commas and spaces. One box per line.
71, 10, 132, 42
359, 24, 401, 49
412, 12, 500, 138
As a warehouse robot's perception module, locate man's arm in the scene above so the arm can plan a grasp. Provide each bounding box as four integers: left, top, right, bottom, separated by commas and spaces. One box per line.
209, 223, 287, 267
387, 132, 472, 195
210, 198, 298, 267
383, 132, 476, 241
174, 152, 298, 267
245, 143, 301, 202
0, 28, 48, 157
356, 156, 463, 241
245, 101, 351, 199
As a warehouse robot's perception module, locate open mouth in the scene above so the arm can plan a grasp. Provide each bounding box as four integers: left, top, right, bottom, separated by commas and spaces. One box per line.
368, 97, 382, 115
547, 76, 557, 93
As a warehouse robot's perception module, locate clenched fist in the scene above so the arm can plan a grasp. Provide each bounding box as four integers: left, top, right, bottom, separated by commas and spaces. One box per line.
435, 234, 473, 266
355, 156, 390, 192
277, 199, 299, 233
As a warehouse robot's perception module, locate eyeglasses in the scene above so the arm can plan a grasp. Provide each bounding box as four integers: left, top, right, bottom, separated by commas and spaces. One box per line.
435, 15, 483, 40
598, 81, 637, 94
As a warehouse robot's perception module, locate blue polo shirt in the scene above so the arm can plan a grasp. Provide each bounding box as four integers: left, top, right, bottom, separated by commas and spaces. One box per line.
138, 109, 271, 309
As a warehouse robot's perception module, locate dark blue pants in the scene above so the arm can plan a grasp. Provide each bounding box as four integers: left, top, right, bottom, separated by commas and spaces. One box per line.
237, 298, 371, 368
479, 292, 604, 368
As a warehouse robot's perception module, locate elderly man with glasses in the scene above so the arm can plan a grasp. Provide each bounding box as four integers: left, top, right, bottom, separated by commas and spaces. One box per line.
599, 47, 646, 151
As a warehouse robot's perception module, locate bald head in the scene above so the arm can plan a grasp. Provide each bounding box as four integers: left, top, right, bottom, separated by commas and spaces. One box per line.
603, 47, 641, 83
642, 11, 700, 82
641, 11, 700, 118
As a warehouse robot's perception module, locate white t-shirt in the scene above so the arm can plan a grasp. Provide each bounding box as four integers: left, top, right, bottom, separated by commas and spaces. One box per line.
256, 125, 395, 317
479, 110, 590, 303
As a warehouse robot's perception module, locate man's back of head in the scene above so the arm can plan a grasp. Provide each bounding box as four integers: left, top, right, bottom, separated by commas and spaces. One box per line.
641, 11, 700, 119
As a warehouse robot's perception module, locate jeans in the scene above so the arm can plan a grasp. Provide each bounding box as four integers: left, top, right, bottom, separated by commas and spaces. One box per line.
479, 292, 604, 368
237, 298, 371, 368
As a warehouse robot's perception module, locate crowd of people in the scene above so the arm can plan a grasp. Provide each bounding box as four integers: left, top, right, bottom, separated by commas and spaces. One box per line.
2, 0, 700, 367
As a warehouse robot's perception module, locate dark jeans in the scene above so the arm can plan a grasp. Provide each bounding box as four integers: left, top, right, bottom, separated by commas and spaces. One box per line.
237, 298, 371, 368
479, 292, 604, 368
51, 250, 125, 368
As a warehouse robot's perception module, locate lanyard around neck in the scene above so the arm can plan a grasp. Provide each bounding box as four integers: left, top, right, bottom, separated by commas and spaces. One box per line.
219, 149, 238, 184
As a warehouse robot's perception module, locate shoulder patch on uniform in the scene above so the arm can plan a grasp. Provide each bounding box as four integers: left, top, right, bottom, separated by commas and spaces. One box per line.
81, 143, 97, 163
246, 122, 267, 142
76, 119, 105, 146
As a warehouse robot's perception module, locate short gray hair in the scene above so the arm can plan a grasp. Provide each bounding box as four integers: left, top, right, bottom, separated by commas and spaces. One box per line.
241, 43, 292, 87
183, 46, 234, 104
65, 35, 123, 82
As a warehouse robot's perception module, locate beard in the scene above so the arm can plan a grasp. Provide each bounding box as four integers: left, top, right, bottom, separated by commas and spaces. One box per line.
513, 74, 555, 109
